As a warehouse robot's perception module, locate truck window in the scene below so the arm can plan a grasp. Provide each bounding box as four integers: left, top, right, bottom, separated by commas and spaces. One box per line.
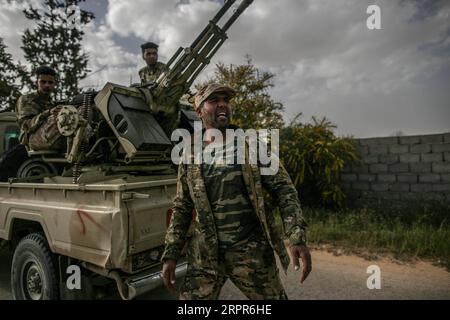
5, 126, 19, 151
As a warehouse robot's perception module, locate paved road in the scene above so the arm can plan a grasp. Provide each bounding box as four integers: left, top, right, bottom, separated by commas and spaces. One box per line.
1, 249, 449, 300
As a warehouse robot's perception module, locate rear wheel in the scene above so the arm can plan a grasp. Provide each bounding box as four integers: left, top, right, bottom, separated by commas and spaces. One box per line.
11, 233, 59, 300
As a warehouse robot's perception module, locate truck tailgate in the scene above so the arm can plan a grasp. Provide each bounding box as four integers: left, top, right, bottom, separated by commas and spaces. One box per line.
122, 178, 177, 255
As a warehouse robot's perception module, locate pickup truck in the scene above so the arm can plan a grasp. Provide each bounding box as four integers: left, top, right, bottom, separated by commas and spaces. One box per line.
0, 100, 190, 300
0, 153, 186, 299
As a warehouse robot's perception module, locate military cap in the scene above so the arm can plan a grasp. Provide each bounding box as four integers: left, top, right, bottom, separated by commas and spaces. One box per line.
194, 83, 235, 110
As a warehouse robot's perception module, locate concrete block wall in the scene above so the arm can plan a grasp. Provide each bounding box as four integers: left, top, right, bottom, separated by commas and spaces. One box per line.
340, 132, 450, 206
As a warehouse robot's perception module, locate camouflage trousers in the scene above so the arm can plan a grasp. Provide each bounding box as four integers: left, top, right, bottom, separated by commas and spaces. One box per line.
28, 108, 65, 151
179, 233, 287, 300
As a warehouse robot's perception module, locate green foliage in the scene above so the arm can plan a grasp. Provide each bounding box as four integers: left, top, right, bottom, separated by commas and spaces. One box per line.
20, 0, 94, 100
0, 37, 25, 111
197, 57, 285, 130
280, 114, 359, 208
304, 206, 450, 268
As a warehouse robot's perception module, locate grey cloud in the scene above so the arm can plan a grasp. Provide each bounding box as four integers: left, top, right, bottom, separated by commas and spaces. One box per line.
1, 0, 448, 138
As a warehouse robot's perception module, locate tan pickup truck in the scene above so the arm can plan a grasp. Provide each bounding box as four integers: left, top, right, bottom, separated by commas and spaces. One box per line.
0, 172, 187, 300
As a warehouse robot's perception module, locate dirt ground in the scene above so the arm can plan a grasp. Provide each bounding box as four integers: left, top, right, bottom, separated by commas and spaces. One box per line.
218, 248, 450, 300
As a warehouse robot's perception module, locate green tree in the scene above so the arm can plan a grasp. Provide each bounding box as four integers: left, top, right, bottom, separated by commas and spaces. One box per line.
21, 0, 94, 100
0, 37, 26, 111
198, 57, 285, 130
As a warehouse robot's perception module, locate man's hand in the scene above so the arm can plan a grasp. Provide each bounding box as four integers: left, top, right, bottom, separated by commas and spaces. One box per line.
290, 245, 312, 283
162, 259, 177, 293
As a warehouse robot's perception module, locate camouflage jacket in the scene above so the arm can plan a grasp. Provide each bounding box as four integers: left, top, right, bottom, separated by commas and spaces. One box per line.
162, 137, 308, 273
15, 92, 54, 145
138, 62, 169, 85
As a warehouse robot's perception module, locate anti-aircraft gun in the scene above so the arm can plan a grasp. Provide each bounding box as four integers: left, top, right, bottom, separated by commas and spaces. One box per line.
20, 0, 254, 184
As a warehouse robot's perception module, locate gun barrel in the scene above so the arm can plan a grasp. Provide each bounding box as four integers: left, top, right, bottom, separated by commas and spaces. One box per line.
166, 47, 183, 68
191, 0, 236, 52
153, 0, 254, 108
211, 0, 237, 24
222, 0, 254, 32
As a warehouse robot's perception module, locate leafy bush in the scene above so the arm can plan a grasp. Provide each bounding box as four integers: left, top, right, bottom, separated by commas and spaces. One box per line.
280, 114, 359, 208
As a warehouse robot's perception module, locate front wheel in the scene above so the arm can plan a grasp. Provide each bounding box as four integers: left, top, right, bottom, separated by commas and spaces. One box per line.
11, 233, 59, 300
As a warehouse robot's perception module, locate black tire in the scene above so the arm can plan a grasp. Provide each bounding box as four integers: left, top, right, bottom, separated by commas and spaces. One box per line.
0, 144, 28, 181
11, 233, 59, 300
16, 158, 58, 178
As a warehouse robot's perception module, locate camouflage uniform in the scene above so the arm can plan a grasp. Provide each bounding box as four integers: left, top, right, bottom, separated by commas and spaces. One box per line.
15, 92, 63, 151
138, 62, 169, 85
162, 133, 308, 300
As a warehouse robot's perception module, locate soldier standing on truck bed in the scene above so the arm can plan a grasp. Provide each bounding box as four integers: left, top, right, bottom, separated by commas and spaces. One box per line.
15, 66, 64, 151
161, 83, 312, 300
138, 42, 169, 85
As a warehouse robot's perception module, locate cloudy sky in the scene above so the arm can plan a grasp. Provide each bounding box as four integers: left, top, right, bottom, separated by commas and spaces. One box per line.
0, 0, 449, 138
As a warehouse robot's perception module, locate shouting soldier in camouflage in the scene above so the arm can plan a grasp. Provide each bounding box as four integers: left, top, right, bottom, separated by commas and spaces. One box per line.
15, 66, 64, 151
138, 42, 169, 85
161, 83, 312, 300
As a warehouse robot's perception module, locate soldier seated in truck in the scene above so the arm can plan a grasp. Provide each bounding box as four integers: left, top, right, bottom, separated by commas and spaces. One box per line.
15, 66, 65, 152
15, 66, 92, 165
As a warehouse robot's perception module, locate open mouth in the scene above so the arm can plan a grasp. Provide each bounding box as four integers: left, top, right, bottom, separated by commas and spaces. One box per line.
216, 112, 228, 121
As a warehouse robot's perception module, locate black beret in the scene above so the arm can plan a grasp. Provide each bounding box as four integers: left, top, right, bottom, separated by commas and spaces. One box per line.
140, 42, 159, 51
35, 66, 56, 77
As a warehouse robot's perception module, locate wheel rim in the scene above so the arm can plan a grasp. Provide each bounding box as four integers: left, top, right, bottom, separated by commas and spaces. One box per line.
22, 260, 44, 300
19, 161, 52, 178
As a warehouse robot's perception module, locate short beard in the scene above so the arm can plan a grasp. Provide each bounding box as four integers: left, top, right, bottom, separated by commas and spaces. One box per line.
205, 116, 231, 131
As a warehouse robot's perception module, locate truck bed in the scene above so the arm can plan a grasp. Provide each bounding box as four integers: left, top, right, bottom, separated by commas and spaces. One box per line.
0, 175, 177, 273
